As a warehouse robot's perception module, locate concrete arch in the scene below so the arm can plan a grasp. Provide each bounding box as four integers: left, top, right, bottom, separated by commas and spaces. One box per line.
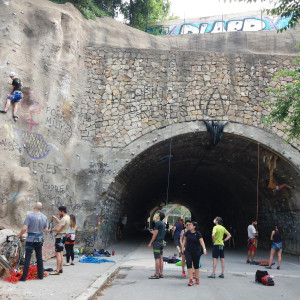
102, 121, 300, 254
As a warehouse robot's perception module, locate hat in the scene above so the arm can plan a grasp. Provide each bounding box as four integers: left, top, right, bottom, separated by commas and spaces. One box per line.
9, 72, 15, 77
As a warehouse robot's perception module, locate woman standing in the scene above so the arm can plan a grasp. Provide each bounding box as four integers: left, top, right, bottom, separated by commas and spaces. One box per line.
266, 225, 282, 270
180, 220, 191, 277
182, 221, 207, 286
65, 214, 77, 266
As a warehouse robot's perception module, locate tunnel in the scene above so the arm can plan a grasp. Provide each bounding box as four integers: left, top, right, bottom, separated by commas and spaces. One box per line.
106, 125, 300, 254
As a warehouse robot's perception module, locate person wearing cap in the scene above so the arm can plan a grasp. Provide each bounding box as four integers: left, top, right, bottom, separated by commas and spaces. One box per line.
0, 72, 23, 121
49, 206, 70, 275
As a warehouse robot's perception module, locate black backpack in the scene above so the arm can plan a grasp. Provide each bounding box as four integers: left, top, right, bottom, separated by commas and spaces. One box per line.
255, 270, 269, 283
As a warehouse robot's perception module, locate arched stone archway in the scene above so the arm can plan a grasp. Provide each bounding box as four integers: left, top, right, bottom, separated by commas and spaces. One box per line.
99, 122, 300, 254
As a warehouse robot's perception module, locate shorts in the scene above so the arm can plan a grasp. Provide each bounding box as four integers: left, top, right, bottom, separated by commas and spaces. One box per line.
55, 238, 64, 252
174, 237, 180, 247
271, 242, 282, 251
8, 91, 23, 103
153, 240, 163, 259
248, 238, 257, 252
212, 245, 225, 259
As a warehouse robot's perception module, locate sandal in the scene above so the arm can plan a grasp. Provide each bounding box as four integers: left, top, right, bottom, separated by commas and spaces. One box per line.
148, 275, 160, 279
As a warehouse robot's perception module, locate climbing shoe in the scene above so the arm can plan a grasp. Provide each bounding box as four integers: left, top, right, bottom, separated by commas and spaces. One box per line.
277, 266, 280, 270
49, 271, 60, 275
219, 274, 224, 278
188, 279, 194, 286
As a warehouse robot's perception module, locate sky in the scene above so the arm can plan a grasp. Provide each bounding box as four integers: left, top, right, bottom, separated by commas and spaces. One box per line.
168, 0, 275, 19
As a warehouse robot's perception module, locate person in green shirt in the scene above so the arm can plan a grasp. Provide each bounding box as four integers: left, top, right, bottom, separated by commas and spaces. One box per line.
208, 216, 231, 279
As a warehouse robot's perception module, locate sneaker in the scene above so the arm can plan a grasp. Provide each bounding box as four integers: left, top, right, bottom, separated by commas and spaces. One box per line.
277, 266, 280, 270
195, 278, 200, 284
59, 269, 63, 273
208, 274, 216, 278
193, 272, 195, 278
49, 271, 60, 275
182, 271, 186, 277
265, 266, 272, 269
188, 279, 194, 286
219, 274, 224, 278
246, 260, 250, 264
0, 110, 7, 113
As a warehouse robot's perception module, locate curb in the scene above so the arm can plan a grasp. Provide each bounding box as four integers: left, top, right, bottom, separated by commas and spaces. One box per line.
74, 257, 125, 300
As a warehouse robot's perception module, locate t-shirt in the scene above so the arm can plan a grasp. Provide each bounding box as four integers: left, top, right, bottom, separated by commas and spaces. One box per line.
212, 225, 229, 246
173, 221, 183, 238
12, 78, 22, 92
154, 220, 166, 242
184, 230, 202, 251
248, 225, 257, 239
24, 212, 48, 242
56, 215, 70, 238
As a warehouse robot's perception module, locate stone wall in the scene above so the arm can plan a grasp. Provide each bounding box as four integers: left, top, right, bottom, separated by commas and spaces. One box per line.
83, 47, 299, 150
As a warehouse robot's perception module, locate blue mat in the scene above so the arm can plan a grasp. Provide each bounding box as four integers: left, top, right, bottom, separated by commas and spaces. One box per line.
79, 256, 115, 264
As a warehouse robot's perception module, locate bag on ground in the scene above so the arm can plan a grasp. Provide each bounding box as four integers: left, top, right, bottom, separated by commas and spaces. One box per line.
255, 270, 269, 283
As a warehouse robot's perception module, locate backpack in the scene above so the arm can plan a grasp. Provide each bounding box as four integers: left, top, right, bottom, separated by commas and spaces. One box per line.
255, 270, 269, 283
261, 275, 275, 286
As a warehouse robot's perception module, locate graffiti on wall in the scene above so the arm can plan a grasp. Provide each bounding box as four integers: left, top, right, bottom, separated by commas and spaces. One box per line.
14, 128, 50, 159
147, 15, 292, 35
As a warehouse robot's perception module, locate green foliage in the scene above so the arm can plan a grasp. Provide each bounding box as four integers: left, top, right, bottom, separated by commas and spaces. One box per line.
50, 0, 108, 20
263, 63, 300, 142
121, 0, 171, 31
168, 13, 179, 20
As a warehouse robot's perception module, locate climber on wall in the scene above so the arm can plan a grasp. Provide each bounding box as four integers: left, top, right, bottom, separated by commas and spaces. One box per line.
0, 72, 23, 121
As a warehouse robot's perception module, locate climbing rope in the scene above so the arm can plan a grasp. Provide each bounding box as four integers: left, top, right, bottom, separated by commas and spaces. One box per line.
3, 265, 48, 284
256, 60, 263, 225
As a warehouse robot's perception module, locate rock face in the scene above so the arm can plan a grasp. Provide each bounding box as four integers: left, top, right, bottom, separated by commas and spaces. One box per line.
0, 0, 300, 257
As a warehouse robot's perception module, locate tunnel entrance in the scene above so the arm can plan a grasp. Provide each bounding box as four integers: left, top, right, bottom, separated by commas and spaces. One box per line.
106, 129, 300, 254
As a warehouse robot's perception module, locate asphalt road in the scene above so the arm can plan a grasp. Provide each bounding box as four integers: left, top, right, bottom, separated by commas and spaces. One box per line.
97, 241, 300, 300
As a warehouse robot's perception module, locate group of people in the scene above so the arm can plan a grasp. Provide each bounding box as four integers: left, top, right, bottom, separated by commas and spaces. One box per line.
18, 203, 77, 281
148, 213, 231, 285
247, 220, 282, 270
148, 213, 283, 286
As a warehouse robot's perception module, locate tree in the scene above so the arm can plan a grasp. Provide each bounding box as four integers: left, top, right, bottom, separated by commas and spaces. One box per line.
121, 0, 170, 30
227, 0, 300, 142
94, 0, 122, 18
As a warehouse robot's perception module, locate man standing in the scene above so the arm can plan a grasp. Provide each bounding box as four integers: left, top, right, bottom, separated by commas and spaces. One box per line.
18, 202, 48, 281
148, 211, 166, 279
208, 216, 231, 278
0, 72, 23, 121
49, 206, 70, 275
247, 220, 258, 264
172, 217, 184, 257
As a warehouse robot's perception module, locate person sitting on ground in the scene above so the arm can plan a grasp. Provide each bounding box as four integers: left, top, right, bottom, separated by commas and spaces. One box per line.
172, 217, 184, 257
265, 225, 283, 270
65, 214, 77, 266
0, 72, 23, 121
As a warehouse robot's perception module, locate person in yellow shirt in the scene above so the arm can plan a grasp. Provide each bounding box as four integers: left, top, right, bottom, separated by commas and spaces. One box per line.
208, 217, 231, 279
